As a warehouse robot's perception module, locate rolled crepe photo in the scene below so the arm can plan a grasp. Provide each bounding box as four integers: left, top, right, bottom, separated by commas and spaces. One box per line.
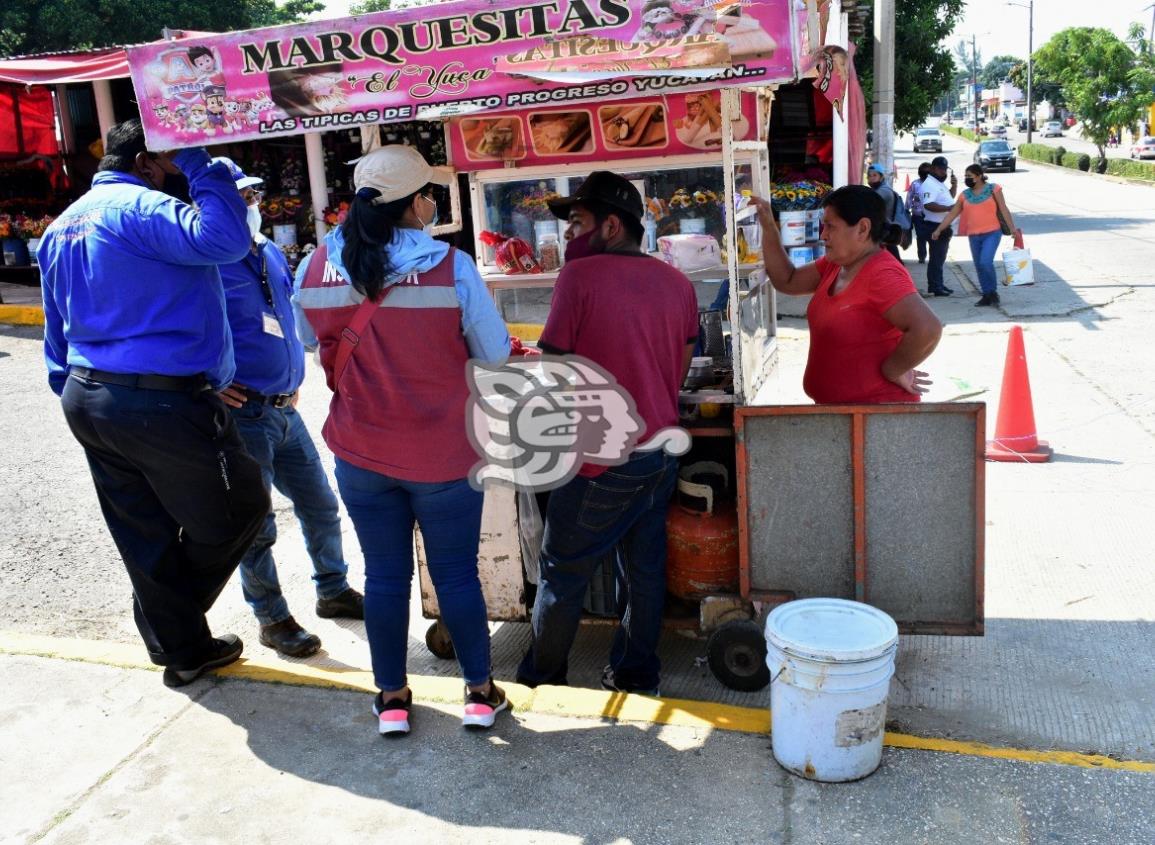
461, 117, 525, 160
529, 112, 594, 155
599, 104, 667, 149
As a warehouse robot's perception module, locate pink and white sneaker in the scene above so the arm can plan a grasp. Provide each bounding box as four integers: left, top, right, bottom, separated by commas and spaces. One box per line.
372, 690, 412, 736
463, 680, 509, 730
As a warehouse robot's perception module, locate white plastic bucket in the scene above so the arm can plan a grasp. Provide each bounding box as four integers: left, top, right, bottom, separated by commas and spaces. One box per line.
787, 246, 814, 267
778, 211, 808, 246
765, 598, 898, 782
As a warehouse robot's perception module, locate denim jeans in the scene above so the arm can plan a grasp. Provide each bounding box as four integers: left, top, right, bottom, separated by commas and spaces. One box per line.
517, 450, 679, 692
919, 218, 951, 291
232, 404, 349, 625
333, 458, 490, 691
968, 230, 1003, 295
913, 213, 928, 261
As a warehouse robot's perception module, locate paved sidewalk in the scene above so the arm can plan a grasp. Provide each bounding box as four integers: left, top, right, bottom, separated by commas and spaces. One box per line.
3, 648, 1153, 845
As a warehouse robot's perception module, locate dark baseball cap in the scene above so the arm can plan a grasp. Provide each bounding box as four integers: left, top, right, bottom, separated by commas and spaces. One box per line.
930, 155, 950, 169
548, 171, 643, 223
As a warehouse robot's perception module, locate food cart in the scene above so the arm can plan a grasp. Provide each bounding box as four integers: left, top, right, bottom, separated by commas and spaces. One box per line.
126, 0, 984, 693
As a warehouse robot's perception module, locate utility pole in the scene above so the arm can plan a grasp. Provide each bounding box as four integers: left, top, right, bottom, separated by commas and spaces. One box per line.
872, 0, 896, 182
1026, 0, 1034, 143
972, 34, 980, 123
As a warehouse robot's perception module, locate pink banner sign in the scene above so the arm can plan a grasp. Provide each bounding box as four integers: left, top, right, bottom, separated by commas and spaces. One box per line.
449, 90, 758, 170
126, 0, 799, 150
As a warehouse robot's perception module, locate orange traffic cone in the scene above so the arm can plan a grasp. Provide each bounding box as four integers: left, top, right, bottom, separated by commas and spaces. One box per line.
986, 326, 1052, 462
903, 173, 911, 192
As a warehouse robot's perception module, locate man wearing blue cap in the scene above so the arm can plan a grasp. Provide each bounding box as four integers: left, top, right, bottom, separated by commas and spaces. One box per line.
213, 157, 363, 658
38, 119, 268, 687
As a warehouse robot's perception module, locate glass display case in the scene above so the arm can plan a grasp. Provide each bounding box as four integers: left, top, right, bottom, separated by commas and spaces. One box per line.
468, 152, 774, 390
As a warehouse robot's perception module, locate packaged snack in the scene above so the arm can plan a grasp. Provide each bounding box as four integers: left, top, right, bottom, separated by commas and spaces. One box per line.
480, 230, 543, 275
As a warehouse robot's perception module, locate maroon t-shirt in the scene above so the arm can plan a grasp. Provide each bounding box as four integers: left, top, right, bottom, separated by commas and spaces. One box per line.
541, 252, 699, 476
803, 251, 919, 404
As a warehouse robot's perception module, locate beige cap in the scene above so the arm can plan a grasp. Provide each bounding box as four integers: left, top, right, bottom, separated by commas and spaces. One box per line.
352, 145, 453, 205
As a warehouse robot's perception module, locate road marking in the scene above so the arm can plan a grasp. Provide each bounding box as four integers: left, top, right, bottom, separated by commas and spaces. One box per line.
0, 305, 45, 326
3, 630, 1153, 773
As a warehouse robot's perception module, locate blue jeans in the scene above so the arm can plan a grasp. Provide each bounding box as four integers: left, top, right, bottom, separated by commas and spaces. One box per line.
969, 230, 1002, 295
518, 450, 679, 692
232, 404, 349, 625
918, 218, 951, 291
333, 458, 490, 691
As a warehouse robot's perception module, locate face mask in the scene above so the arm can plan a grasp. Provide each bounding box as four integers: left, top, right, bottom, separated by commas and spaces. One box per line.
564, 229, 599, 262
246, 204, 263, 238
964, 177, 976, 189
420, 194, 439, 232
161, 171, 191, 204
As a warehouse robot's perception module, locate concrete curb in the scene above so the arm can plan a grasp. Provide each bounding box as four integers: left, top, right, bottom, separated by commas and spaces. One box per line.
0, 304, 44, 326
4, 630, 1154, 773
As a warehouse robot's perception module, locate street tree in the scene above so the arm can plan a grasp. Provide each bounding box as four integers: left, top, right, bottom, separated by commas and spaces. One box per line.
856, 0, 967, 131
979, 55, 1020, 89
1033, 26, 1155, 161
0, 0, 323, 58
1008, 61, 1063, 110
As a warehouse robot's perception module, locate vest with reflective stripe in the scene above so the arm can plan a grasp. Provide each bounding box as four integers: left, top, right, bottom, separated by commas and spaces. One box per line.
299, 244, 475, 483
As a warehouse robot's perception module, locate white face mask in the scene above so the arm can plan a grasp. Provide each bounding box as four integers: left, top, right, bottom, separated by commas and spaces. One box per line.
419, 193, 439, 233
246, 204, 263, 239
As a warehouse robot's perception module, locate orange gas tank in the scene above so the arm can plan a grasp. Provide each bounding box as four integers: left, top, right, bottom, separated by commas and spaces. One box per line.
666, 462, 740, 599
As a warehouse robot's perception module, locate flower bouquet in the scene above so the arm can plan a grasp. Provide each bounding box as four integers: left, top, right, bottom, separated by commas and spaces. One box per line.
280, 155, 304, 196
769, 180, 832, 212
20, 214, 55, 240
322, 202, 349, 227
260, 196, 304, 224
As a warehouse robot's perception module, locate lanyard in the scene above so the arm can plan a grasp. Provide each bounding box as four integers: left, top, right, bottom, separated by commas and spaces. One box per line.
258, 252, 275, 314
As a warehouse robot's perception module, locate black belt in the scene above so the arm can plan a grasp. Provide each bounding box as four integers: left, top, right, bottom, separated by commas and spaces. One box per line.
241, 387, 297, 409
71, 367, 210, 392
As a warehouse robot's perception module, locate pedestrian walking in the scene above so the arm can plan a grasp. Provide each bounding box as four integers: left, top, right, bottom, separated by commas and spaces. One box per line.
38, 119, 269, 687
907, 162, 931, 264
751, 186, 941, 403
212, 158, 364, 659
931, 164, 1018, 307
294, 146, 511, 735
866, 163, 902, 261
515, 171, 698, 697
917, 155, 957, 296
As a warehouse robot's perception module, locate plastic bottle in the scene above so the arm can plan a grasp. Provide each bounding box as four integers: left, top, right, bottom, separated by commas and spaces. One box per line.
643, 210, 658, 254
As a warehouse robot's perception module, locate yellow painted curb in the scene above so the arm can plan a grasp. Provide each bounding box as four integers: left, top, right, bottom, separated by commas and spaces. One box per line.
0, 304, 44, 326
3, 630, 1153, 773
505, 322, 543, 342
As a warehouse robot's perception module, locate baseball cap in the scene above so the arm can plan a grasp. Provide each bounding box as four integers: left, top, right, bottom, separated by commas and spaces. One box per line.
352, 145, 453, 204
211, 156, 264, 190
547, 171, 644, 223
867, 163, 886, 176
930, 155, 950, 169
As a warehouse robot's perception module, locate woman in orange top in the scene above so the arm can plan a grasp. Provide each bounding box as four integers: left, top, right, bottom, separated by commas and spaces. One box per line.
931, 164, 1017, 307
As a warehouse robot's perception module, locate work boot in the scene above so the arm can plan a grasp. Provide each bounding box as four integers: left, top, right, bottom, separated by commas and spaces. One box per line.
316, 587, 365, 620
259, 617, 322, 657
163, 635, 243, 687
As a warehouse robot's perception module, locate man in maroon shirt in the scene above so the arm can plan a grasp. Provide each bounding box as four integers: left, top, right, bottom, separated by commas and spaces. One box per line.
516, 171, 698, 696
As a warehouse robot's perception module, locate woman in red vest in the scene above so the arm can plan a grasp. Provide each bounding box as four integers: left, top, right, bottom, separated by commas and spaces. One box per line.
294, 146, 511, 736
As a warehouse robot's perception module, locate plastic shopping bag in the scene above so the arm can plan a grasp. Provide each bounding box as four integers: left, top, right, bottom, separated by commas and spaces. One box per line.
1002, 247, 1034, 286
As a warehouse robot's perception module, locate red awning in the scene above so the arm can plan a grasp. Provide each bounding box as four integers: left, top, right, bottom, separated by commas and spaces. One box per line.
0, 33, 216, 86
0, 48, 130, 85
0, 83, 59, 156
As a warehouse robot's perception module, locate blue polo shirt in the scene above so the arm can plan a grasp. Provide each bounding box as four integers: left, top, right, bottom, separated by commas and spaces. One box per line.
220, 237, 306, 396
38, 147, 251, 394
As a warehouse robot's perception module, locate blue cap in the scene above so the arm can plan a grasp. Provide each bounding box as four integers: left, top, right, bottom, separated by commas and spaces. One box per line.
211, 156, 263, 190
867, 163, 887, 176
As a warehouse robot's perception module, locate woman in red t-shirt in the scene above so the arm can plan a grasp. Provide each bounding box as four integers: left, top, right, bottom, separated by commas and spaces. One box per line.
752, 185, 942, 403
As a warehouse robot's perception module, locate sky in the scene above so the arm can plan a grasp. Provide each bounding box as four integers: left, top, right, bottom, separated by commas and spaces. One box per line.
311, 0, 1155, 61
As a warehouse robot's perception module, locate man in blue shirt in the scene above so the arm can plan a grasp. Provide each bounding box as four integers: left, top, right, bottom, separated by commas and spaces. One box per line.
38, 119, 269, 687
213, 158, 363, 658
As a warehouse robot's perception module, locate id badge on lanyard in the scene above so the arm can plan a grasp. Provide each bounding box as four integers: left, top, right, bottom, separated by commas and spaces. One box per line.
258, 253, 285, 338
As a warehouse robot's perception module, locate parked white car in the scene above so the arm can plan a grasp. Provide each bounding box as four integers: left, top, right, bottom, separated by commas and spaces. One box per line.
1043, 121, 1063, 138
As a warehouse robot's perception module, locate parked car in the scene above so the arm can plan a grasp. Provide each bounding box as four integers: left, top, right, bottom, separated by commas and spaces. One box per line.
1131, 136, 1155, 160
975, 140, 1017, 172
1017, 117, 1037, 132
1043, 121, 1063, 137
989, 125, 1008, 139
963, 118, 977, 131
913, 126, 943, 153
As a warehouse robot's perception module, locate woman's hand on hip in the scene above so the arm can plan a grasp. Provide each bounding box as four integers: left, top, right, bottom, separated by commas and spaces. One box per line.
884, 368, 932, 396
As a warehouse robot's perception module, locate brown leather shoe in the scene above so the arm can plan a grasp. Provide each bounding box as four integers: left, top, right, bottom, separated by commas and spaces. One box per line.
316, 588, 365, 620
259, 617, 322, 657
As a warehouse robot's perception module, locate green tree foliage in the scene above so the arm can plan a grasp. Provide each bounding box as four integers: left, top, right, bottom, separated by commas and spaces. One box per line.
0, 0, 323, 58
979, 55, 1020, 89
1032, 27, 1155, 158
1007, 61, 1064, 109
856, 0, 967, 132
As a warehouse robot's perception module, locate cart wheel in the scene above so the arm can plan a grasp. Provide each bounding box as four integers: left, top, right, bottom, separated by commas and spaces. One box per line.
707, 620, 770, 692
425, 621, 456, 660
